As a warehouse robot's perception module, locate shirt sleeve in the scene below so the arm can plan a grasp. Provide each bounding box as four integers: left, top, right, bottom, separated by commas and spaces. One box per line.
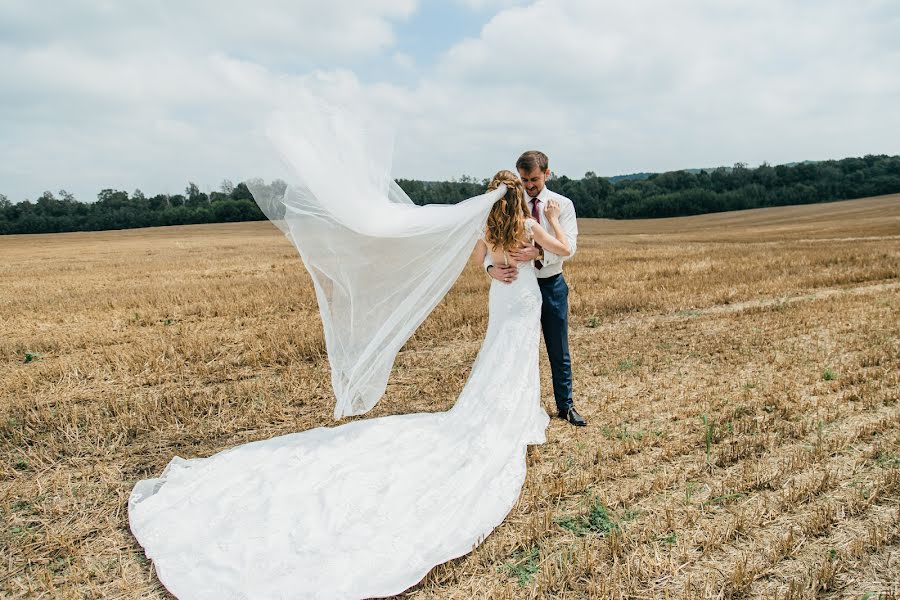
540, 198, 578, 267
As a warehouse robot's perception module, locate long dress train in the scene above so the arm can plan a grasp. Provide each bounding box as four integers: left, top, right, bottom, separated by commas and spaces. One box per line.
127, 257, 548, 599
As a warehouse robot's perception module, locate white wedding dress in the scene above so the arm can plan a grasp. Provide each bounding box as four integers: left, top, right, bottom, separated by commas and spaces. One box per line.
128, 236, 548, 599
128, 102, 550, 598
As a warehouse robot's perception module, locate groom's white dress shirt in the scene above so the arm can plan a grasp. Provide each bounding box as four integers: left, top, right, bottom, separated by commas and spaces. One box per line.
484, 185, 578, 279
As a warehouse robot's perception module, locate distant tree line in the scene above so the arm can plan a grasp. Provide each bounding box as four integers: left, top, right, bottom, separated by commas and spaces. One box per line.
0, 181, 264, 235
397, 154, 900, 219
2, 154, 899, 235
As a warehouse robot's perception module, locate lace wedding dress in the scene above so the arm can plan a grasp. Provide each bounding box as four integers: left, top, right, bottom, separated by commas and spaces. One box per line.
128, 102, 550, 599
128, 241, 547, 599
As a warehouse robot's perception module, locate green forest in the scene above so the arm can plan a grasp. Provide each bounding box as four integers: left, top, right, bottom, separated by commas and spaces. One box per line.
2, 154, 899, 235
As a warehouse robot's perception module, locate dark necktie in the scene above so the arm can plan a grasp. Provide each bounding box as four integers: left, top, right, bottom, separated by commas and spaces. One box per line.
531, 198, 543, 269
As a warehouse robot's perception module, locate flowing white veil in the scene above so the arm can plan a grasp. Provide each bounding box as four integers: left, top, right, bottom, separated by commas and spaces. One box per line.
247, 99, 505, 419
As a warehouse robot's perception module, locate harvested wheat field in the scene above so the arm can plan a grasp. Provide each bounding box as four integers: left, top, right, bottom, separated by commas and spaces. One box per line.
1, 194, 899, 599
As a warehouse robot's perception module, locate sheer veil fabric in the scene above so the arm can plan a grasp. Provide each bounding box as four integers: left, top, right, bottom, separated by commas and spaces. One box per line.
127, 100, 551, 599
245, 104, 506, 418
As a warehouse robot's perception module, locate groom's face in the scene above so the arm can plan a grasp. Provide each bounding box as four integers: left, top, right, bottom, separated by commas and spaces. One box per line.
517, 167, 550, 198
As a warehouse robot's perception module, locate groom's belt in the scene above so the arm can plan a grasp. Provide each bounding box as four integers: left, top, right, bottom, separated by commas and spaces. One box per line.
537, 273, 562, 285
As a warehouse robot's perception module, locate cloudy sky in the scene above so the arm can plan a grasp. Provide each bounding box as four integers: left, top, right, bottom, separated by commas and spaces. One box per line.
1, 0, 898, 202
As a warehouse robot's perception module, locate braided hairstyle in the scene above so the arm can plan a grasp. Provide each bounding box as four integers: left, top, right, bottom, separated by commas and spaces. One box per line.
485, 170, 530, 251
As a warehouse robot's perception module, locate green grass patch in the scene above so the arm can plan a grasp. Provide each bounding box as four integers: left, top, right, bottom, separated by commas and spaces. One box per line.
499, 546, 540, 587
555, 498, 619, 536
617, 358, 638, 372
616, 422, 645, 440
874, 451, 899, 468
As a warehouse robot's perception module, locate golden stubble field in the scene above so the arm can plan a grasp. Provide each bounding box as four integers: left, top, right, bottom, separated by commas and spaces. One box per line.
1, 195, 898, 599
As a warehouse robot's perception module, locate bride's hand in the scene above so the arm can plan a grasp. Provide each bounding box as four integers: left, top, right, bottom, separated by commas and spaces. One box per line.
544, 199, 560, 220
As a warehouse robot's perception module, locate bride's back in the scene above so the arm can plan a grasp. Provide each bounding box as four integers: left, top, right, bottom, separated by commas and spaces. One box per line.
487, 218, 535, 268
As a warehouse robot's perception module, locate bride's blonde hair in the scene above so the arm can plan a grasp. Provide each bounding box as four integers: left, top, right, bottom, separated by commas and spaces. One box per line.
485, 170, 529, 251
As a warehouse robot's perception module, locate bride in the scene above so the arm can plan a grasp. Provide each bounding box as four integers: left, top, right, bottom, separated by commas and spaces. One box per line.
128, 111, 571, 599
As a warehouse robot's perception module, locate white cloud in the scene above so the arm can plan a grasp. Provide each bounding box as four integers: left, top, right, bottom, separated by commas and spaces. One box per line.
1, 0, 898, 202
0, 1, 417, 200
0, 1, 417, 62
405, 0, 900, 179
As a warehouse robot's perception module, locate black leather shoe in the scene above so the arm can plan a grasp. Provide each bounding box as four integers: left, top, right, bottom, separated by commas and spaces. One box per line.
560, 407, 587, 426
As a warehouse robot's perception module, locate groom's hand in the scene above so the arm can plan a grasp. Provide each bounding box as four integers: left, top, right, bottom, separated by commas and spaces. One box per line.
509, 245, 540, 262
488, 264, 518, 284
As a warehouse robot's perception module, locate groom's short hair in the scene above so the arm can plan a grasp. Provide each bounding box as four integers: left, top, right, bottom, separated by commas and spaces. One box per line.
516, 150, 549, 173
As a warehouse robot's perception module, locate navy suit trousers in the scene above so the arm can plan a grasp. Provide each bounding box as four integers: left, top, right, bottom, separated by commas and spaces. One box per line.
537, 273, 572, 413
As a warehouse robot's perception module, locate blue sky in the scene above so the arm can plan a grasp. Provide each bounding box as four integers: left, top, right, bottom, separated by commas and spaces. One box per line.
391, 4, 489, 76
1, 0, 898, 203
310, 5, 485, 87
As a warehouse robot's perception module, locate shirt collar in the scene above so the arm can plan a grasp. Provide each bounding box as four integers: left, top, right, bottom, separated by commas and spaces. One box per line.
528, 186, 551, 205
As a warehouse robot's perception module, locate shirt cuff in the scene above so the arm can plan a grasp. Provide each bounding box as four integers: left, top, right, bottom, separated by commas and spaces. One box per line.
541, 249, 559, 267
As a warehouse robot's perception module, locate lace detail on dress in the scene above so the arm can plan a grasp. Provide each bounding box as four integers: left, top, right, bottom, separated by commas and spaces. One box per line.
524, 217, 536, 242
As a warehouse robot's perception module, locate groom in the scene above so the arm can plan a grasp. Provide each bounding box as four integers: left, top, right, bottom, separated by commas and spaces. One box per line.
484, 150, 586, 427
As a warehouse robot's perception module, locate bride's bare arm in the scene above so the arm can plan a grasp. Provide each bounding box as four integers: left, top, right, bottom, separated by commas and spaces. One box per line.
530, 201, 571, 256
473, 238, 488, 265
